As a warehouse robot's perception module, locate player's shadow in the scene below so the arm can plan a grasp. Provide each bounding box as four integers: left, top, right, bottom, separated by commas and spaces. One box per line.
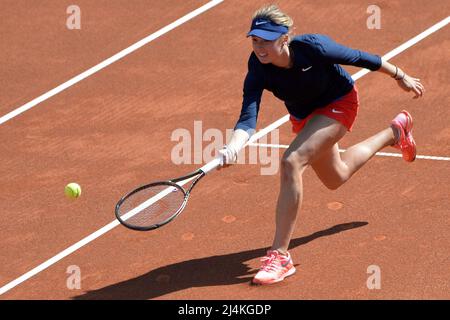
72, 221, 367, 300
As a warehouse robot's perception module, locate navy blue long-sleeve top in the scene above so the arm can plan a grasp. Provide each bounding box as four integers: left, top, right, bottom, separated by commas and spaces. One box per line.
235, 34, 382, 132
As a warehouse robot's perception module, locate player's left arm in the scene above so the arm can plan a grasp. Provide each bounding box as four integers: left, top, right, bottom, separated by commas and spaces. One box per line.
307, 34, 425, 99
377, 60, 425, 99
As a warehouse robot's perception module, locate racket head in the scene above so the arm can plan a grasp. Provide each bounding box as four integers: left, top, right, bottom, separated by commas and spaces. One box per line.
115, 181, 187, 231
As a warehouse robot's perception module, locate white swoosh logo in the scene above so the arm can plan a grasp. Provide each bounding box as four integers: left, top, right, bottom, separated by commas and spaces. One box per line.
281, 258, 291, 267
332, 108, 344, 114
302, 66, 312, 72
255, 21, 268, 25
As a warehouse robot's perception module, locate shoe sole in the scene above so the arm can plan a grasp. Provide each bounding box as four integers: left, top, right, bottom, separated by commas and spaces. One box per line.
401, 110, 416, 162
393, 110, 416, 162
252, 266, 297, 285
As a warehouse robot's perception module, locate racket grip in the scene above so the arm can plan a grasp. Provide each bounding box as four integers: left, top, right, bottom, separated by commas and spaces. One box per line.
200, 157, 221, 174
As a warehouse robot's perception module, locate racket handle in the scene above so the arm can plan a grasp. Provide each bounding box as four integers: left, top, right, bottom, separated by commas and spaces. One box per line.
200, 157, 221, 174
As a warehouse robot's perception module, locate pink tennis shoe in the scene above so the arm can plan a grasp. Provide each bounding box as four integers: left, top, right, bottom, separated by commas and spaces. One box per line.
391, 110, 417, 162
252, 250, 296, 285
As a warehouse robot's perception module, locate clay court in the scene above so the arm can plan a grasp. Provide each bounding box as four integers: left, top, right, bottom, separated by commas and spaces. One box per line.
0, 0, 449, 300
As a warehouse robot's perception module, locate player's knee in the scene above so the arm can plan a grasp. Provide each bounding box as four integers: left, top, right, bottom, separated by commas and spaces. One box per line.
280, 152, 309, 176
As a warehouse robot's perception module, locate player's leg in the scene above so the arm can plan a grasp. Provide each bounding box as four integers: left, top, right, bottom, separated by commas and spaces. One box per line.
311, 127, 396, 190
253, 115, 346, 285
312, 110, 416, 190
271, 115, 347, 252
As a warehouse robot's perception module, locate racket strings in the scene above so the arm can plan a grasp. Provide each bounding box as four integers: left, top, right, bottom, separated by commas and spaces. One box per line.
117, 184, 185, 228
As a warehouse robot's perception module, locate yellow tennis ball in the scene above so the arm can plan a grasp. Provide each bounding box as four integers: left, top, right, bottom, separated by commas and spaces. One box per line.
65, 183, 81, 199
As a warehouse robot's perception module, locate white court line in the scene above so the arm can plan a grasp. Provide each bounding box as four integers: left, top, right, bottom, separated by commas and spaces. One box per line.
0, 0, 224, 125
249, 143, 450, 162
352, 15, 450, 80
0, 14, 448, 296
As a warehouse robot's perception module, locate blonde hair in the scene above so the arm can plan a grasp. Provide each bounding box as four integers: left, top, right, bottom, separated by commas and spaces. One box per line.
252, 4, 294, 31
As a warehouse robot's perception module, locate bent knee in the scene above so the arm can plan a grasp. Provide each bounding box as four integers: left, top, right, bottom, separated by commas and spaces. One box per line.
321, 174, 348, 190
323, 180, 343, 191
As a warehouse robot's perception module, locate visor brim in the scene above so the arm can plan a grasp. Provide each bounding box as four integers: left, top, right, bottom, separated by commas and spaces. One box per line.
246, 29, 284, 41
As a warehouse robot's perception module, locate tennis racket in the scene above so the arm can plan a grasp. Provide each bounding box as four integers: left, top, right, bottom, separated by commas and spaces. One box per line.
115, 157, 221, 231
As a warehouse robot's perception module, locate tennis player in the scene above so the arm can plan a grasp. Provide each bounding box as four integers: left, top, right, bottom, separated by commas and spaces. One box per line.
218, 5, 425, 285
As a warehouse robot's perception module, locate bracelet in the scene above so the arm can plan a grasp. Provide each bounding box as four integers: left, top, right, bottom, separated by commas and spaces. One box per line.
392, 66, 398, 79
395, 70, 405, 81
392, 66, 405, 81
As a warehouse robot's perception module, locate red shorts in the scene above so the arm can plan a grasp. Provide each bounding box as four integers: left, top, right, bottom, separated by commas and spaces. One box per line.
289, 86, 359, 134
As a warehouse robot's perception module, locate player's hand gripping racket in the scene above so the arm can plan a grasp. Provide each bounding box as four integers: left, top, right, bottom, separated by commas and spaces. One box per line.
115, 157, 221, 231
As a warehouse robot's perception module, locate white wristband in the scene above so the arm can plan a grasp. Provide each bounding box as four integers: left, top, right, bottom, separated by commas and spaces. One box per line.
227, 129, 250, 156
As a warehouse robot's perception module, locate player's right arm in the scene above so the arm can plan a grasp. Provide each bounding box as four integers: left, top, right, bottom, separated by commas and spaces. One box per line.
219, 54, 264, 167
